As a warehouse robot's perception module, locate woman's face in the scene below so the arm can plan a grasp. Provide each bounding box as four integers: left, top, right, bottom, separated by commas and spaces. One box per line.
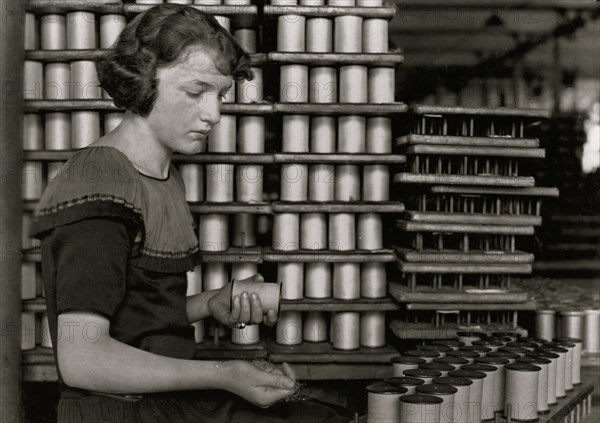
146, 46, 233, 155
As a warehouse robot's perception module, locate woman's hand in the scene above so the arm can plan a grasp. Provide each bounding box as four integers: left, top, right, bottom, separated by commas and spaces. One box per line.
224, 361, 297, 408
207, 274, 278, 327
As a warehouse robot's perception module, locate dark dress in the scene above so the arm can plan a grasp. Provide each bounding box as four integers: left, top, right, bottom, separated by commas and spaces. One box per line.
33, 146, 351, 423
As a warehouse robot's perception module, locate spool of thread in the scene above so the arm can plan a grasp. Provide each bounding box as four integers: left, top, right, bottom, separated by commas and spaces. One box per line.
367, 117, 392, 153
329, 213, 355, 251
104, 113, 124, 133
361, 262, 386, 299
231, 279, 281, 314
300, 0, 324, 6
334, 16, 362, 53
309, 165, 335, 202
527, 351, 558, 406
475, 356, 510, 412
303, 311, 328, 342
340, 65, 367, 103
504, 363, 541, 421
306, 18, 333, 52
310, 67, 337, 103
311, 116, 336, 152
21, 262, 37, 300
280, 164, 308, 201
487, 350, 520, 365
419, 362, 455, 378
198, 214, 229, 251
333, 263, 360, 300
403, 369, 442, 383
369, 67, 395, 103
67, 11, 96, 49
179, 164, 204, 202
72, 111, 100, 148
231, 324, 260, 345
208, 115, 236, 152
304, 263, 331, 298
331, 312, 360, 350
400, 394, 443, 423
100, 14, 126, 49
280, 65, 308, 102
186, 265, 204, 343
23, 114, 44, 151
416, 384, 457, 423
538, 345, 567, 398
25, 13, 38, 50
203, 262, 229, 292
277, 262, 303, 300
547, 341, 574, 391
385, 377, 425, 395
457, 331, 484, 346
584, 309, 600, 353
357, 213, 382, 250
41, 14, 66, 49
433, 377, 473, 423
206, 164, 234, 202
447, 350, 479, 365
498, 346, 528, 358
338, 116, 366, 152
405, 351, 440, 364
560, 310, 585, 340
461, 364, 497, 421
448, 369, 486, 423
238, 117, 265, 153
277, 15, 305, 52
72, 61, 101, 100
24, 61, 43, 100
362, 19, 388, 53
214, 16, 230, 32
22, 312, 36, 350
238, 67, 263, 103
329, 0, 355, 5
362, 165, 389, 202
335, 165, 361, 201
45, 113, 70, 150
392, 357, 427, 378
367, 382, 407, 423
516, 357, 550, 413
22, 161, 43, 200
283, 115, 310, 151
273, 213, 300, 251
300, 213, 327, 250
435, 356, 469, 367
276, 311, 302, 345
236, 165, 263, 203
234, 28, 256, 53
433, 340, 465, 351
233, 214, 256, 247
361, 311, 385, 348
40, 313, 52, 348
422, 345, 452, 358
472, 339, 504, 353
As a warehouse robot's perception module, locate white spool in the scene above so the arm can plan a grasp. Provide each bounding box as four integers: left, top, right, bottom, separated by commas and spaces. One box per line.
331, 312, 360, 350
309, 165, 335, 202
583, 309, 600, 353
198, 214, 229, 251
335, 165, 361, 201
25, 13, 39, 50
357, 213, 383, 250
203, 262, 229, 292
361, 262, 386, 298
71, 61, 101, 100
273, 213, 300, 251
22, 161, 43, 200
505, 363, 540, 421
303, 311, 328, 342
280, 164, 308, 201
392, 357, 426, 378
300, 213, 327, 250
208, 115, 236, 152
236, 165, 263, 203
400, 395, 443, 423
333, 263, 360, 300
367, 382, 407, 423
560, 310, 585, 340
363, 165, 389, 202
369, 67, 395, 103
21, 262, 37, 300
357, 0, 383, 5
214, 16, 230, 32
238, 67, 263, 103
276, 311, 303, 345
45, 113, 71, 150
551, 342, 574, 391
278, 262, 304, 300
23, 114, 44, 151
179, 164, 204, 202
41, 14, 66, 50
193, 0, 220, 3
334, 16, 362, 53
310, 67, 337, 103
311, 116, 336, 152
234, 29, 256, 53
304, 263, 332, 298
434, 377, 473, 423
541, 346, 566, 398
100, 14, 126, 49
22, 312, 37, 351
361, 311, 385, 348
530, 351, 558, 406
367, 117, 392, 153
329, 213, 355, 251
206, 164, 234, 202
363, 19, 388, 53
231, 324, 260, 345
283, 115, 310, 152
45, 62, 70, 101
306, 18, 333, 53
300, 0, 323, 4
67, 11, 96, 49
24, 61, 43, 100
238, 116, 265, 153
339, 66, 367, 103
329, 0, 355, 5
104, 112, 124, 134
338, 116, 366, 152
280, 65, 308, 102
555, 338, 582, 385
277, 15, 306, 52
535, 309, 555, 341
233, 213, 256, 247
454, 371, 485, 423
462, 364, 497, 421
517, 357, 550, 413
415, 384, 458, 423
475, 357, 509, 412
231, 263, 257, 281
40, 312, 52, 348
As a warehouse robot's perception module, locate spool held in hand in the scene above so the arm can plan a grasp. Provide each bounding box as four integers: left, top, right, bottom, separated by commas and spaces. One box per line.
230, 279, 282, 315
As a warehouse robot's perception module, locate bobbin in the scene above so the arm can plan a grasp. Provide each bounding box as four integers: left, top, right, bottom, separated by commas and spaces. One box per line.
516, 357, 551, 413
283, 115, 310, 151
311, 116, 336, 152
360, 262, 386, 298
335, 165, 361, 201
328, 213, 356, 251
384, 376, 425, 395
231, 279, 281, 314
362, 18, 388, 53
362, 165, 389, 201
303, 311, 328, 342
360, 311, 385, 348
24, 61, 43, 100
405, 351, 440, 364
179, 164, 204, 202
21, 262, 37, 300
584, 309, 600, 353
366, 382, 407, 423
100, 14, 126, 49
238, 116, 265, 153
419, 362, 455, 378
339, 66, 367, 103
206, 164, 234, 202
231, 324, 260, 345
433, 376, 473, 423
280, 164, 308, 201
23, 114, 44, 151
333, 263, 360, 300
208, 115, 236, 152
422, 344, 452, 358
22, 312, 37, 350
306, 18, 333, 52
280, 65, 309, 102
67, 10, 96, 49
309, 165, 335, 202
41, 14, 66, 50
391, 357, 427, 378
273, 213, 300, 251
366, 117, 392, 153
300, 213, 327, 250
234, 28, 256, 53
277, 311, 303, 345
504, 363, 541, 422
400, 394, 443, 423
277, 15, 306, 52
233, 213, 256, 247
22, 161, 44, 200
310, 67, 337, 103
461, 364, 498, 421
448, 369, 486, 423
357, 213, 383, 250
278, 262, 304, 300
331, 312, 360, 350
475, 356, 510, 412
198, 214, 229, 251
538, 345, 567, 398
304, 262, 332, 298
403, 368, 442, 383
24, 13, 38, 50
415, 384, 458, 423
236, 165, 263, 202
368, 67, 395, 103
334, 16, 362, 53
560, 310, 585, 340
527, 350, 558, 406
338, 116, 366, 152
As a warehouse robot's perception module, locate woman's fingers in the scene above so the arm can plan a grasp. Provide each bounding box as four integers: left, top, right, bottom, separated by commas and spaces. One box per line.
263, 309, 278, 327
229, 295, 241, 324
249, 293, 264, 324
238, 292, 251, 323
281, 362, 296, 381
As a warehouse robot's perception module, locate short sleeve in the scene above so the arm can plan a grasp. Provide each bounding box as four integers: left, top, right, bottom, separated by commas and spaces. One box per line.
50, 218, 135, 319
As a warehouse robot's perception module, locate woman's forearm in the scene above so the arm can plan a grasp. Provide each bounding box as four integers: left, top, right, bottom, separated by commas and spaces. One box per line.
186, 289, 219, 323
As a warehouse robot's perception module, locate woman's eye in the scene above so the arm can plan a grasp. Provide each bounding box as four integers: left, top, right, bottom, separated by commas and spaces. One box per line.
186, 91, 202, 98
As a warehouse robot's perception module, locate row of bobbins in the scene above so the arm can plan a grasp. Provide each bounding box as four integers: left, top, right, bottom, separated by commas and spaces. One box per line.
21, 312, 52, 350
535, 307, 600, 354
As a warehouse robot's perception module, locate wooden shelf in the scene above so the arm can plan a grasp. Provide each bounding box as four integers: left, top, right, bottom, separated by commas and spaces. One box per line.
430, 185, 560, 197
389, 284, 531, 304
394, 173, 536, 187
396, 134, 540, 148
23, 299, 46, 313
264, 5, 397, 18
274, 153, 406, 164
195, 338, 267, 361
24, 101, 274, 114
404, 301, 536, 311
396, 260, 533, 274
188, 203, 271, 214
395, 248, 535, 264
196, 247, 263, 263
405, 144, 546, 159
396, 220, 535, 235
402, 211, 541, 226
274, 103, 408, 115
267, 340, 398, 364
410, 104, 551, 119
389, 321, 528, 340
125, 4, 258, 17
268, 52, 403, 66
263, 248, 396, 263
271, 201, 405, 213
280, 298, 398, 312
26, 1, 123, 14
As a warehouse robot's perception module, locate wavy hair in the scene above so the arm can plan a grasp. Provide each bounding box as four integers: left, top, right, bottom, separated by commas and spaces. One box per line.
96, 4, 253, 116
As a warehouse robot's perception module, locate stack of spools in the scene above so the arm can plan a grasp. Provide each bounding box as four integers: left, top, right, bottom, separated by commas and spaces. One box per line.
366, 335, 592, 423
388, 105, 559, 340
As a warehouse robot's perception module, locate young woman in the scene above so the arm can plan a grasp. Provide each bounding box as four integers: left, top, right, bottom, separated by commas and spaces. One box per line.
33, 4, 350, 422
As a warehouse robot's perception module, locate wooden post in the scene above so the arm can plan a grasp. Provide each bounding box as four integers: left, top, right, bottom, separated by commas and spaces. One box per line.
1, 1, 25, 422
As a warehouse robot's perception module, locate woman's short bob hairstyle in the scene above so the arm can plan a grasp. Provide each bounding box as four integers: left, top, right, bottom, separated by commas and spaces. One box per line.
97, 4, 253, 116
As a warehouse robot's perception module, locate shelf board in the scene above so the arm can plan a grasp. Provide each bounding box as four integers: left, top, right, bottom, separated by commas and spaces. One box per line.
404, 301, 536, 311
26, 1, 123, 14
396, 260, 533, 274
402, 211, 541, 226
271, 201, 405, 213
195, 338, 267, 361
405, 144, 546, 159
410, 104, 551, 119
396, 134, 540, 149
394, 173, 536, 187
268, 52, 403, 66
396, 220, 535, 235
24, 101, 274, 114
23, 299, 46, 313
280, 298, 398, 312
266, 340, 398, 363
125, 4, 258, 16
389, 283, 531, 304
263, 248, 396, 262
274, 102, 408, 115
264, 5, 397, 18
188, 203, 272, 214
274, 153, 406, 164
429, 185, 560, 197
196, 247, 263, 263
394, 247, 535, 264
389, 321, 528, 340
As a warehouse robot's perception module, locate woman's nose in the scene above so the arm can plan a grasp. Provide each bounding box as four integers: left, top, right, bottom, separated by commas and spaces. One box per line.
200, 95, 221, 125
